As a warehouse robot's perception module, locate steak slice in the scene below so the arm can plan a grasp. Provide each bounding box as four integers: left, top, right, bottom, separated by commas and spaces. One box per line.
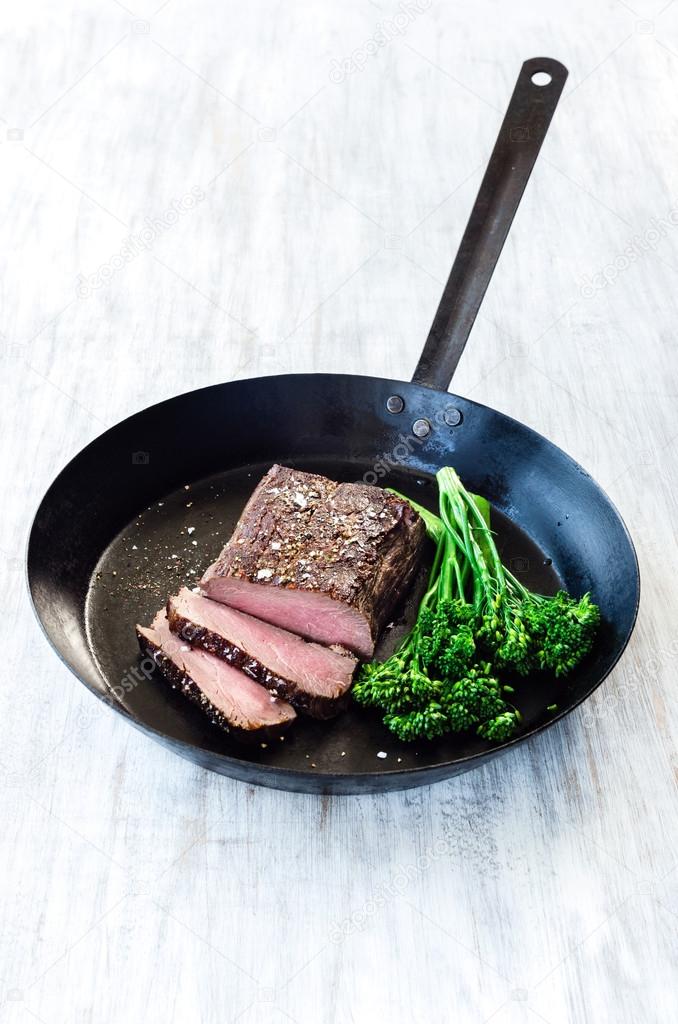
167, 587, 356, 720
136, 610, 296, 737
200, 464, 426, 658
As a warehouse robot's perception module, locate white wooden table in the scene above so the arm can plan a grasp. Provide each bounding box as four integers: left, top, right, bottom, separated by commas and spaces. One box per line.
2, 1, 677, 1021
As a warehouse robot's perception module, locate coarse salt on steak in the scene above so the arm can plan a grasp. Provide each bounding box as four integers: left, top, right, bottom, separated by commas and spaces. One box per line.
136, 610, 296, 737
200, 464, 426, 658
167, 587, 357, 719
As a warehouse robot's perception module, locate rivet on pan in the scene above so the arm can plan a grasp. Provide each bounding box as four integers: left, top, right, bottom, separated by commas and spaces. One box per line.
443, 406, 463, 427
386, 395, 404, 414
412, 418, 431, 438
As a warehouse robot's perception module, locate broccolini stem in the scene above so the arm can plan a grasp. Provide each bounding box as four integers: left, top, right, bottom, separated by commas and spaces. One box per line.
439, 468, 507, 591
439, 486, 495, 610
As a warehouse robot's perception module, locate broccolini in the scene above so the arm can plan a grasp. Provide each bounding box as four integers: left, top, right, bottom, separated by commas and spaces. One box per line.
352, 467, 600, 745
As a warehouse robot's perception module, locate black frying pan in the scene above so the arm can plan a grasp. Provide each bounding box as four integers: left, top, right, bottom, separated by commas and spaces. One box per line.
27, 58, 640, 795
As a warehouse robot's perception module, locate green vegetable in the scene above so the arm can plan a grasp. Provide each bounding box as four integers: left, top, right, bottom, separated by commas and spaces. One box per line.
436, 467, 600, 678
354, 468, 600, 745
477, 711, 521, 742
354, 484, 521, 743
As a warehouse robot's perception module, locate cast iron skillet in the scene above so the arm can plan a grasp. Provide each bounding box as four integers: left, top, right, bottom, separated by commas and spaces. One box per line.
27, 58, 640, 794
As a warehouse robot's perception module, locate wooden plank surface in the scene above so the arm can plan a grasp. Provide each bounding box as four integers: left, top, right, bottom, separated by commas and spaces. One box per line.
1, 1, 677, 1021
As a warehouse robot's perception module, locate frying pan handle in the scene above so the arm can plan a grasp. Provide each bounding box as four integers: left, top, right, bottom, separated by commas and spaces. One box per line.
411, 57, 568, 391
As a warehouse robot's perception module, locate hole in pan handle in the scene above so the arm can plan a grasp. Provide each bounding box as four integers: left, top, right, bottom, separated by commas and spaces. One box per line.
411, 57, 568, 392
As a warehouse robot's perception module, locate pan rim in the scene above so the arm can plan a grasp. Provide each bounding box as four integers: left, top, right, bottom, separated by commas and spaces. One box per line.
26, 371, 641, 788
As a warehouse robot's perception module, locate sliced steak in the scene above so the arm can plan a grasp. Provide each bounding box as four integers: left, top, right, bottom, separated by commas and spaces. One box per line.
200, 464, 426, 658
167, 588, 356, 719
136, 610, 296, 737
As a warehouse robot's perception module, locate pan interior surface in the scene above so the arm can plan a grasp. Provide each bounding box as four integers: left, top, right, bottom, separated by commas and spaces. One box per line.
84, 459, 562, 777
28, 374, 640, 791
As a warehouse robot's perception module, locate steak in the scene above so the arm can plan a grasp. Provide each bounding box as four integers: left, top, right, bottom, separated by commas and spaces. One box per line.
167, 587, 356, 720
200, 464, 426, 658
136, 610, 296, 737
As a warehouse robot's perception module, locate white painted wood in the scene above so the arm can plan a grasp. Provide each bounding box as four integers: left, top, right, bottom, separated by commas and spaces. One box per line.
1, 1, 677, 1021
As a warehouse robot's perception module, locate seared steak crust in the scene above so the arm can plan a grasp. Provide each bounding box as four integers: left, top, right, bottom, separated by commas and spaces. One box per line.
136, 622, 295, 740
167, 600, 353, 720
201, 464, 426, 655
